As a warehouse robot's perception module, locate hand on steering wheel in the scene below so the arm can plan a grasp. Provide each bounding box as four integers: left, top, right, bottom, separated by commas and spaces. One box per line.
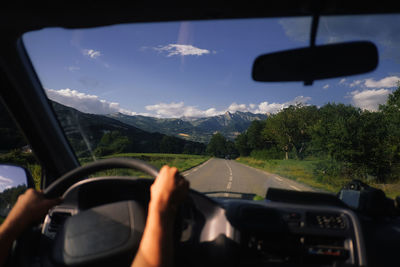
150, 166, 189, 217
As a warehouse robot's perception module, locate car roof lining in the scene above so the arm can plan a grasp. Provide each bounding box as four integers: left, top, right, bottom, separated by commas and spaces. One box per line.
2, 2, 400, 34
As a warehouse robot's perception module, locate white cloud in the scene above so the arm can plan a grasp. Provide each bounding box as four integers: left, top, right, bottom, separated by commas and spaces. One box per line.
364, 76, 400, 88
153, 44, 211, 57
145, 96, 311, 118
0, 176, 12, 184
145, 102, 218, 118
279, 18, 310, 42
350, 80, 362, 87
83, 49, 101, 59
227, 103, 248, 113
0, 175, 13, 192
339, 78, 347, 84
255, 102, 284, 114
67, 66, 80, 72
46, 88, 311, 118
351, 89, 391, 111
46, 88, 137, 115
347, 76, 400, 90
323, 84, 330, 89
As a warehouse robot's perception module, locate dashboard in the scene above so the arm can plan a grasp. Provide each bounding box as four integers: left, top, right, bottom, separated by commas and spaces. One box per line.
39, 178, 368, 267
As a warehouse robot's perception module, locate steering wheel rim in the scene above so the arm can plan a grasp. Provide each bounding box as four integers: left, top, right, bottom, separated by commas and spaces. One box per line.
44, 158, 159, 198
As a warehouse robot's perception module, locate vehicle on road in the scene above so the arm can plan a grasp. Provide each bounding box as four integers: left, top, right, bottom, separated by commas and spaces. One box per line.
0, 2, 400, 267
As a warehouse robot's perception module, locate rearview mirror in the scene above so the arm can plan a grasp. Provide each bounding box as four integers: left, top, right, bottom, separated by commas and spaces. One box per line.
252, 41, 378, 84
0, 164, 35, 219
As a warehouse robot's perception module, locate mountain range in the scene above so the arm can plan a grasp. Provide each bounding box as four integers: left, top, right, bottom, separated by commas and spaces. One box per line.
50, 101, 205, 157
1, 99, 268, 157
108, 111, 267, 143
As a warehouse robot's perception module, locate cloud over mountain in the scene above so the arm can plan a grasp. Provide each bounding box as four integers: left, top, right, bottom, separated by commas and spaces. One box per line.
46, 88, 137, 116
47, 88, 311, 118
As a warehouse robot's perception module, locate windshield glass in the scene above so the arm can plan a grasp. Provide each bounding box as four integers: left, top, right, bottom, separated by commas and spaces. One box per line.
23, 15, 400, 199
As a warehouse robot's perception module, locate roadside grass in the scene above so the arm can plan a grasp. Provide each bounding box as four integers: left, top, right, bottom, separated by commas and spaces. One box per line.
81, 153, 210, 178
236, 157, 400, 199
371, 183, 400, 199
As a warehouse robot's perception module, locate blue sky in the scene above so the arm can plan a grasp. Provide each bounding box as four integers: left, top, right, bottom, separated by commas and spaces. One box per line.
23, 15, 400, 118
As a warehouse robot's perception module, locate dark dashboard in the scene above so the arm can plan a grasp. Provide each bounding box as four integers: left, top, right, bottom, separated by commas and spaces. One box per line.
36, 178, 399, 267
34, 177, 400, 266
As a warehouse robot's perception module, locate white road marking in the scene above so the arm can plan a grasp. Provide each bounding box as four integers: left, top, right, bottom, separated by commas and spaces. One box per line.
183, 158, 212, 177
225, 160, 233, 191
290, 185, 301, 191
237, 161, 315, 192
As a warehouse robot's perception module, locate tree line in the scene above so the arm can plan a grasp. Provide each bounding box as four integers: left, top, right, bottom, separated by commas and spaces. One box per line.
94, 131, 206, 157
232, 86, 400, 183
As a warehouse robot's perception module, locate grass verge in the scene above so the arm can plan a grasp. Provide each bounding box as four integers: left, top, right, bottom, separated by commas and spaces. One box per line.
82, 153, 210, 178
236, 157, 400, 199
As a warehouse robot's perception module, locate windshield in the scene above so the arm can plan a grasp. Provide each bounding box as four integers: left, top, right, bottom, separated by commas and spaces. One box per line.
23, 15, 400, 199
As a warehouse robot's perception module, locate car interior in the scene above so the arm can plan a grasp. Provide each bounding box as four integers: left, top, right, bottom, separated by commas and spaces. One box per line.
1, 2, 400, 267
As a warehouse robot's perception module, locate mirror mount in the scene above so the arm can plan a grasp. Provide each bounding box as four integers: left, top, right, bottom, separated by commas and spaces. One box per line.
304, 13, 320, 85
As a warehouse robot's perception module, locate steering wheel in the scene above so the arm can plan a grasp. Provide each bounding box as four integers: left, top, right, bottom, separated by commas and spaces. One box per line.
42, 158, 160, 266
44, 158, 159, 198
14, 158, 233, 267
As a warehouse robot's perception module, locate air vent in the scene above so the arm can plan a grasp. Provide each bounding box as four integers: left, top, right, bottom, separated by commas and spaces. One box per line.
307, 212, 346, 230
48, 212, 71, 233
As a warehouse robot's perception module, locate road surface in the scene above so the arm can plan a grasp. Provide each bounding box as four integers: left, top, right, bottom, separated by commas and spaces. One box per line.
183, 158, 314, 199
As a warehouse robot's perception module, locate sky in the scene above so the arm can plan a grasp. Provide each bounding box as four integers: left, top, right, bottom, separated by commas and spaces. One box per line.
22, 14, 400, 118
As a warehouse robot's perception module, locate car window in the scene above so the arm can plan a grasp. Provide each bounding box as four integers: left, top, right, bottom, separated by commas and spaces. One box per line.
22, 15, 400, 200
0, 102, 42, 188
0, 101, 42, 223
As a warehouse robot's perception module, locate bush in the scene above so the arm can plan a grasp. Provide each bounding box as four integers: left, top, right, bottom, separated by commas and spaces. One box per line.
250, 149, 285, 160
313, 160, 344, 179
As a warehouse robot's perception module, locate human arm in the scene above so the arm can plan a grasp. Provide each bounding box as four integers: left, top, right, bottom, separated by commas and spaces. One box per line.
131, 166, 189, 267
0, 189, 61, 266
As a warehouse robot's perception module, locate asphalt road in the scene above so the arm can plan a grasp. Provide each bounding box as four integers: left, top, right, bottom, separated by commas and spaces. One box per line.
183, 158, 314, 199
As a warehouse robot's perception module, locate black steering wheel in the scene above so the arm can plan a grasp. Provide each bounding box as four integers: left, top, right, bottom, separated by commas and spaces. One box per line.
42, 158, 161, 266
44, 158, 159, 198
15, 158, 228, 267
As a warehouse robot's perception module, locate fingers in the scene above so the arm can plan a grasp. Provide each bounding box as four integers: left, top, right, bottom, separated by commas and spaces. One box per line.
154, 165, 189, 198
43, 197, 63, 210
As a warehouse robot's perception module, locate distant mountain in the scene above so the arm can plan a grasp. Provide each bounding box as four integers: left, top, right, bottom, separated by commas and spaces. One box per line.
51, 101, 205, 157
108, 111, 267, 143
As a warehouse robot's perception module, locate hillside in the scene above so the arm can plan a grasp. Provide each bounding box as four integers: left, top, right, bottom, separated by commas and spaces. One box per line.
108, 111, 267, 143
51, 101, 205, 157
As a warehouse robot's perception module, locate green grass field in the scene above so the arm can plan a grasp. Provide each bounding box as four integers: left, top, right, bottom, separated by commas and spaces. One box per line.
236, 157, 400, 199
82, 153, 210, 178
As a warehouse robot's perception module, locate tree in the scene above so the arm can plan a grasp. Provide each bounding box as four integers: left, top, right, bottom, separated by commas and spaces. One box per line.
356, 111, 390, 181
246, 120, 266, 150
159, 136, 180, 153
310, 103, 361, 162
94, 131, 132, 156
206, 133, 227, 158
379, 84, 400, 181
262, 105, 318, 160
235, 133, 250, 156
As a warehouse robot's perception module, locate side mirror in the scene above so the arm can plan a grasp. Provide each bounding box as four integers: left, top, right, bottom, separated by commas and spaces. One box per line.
0, 164, 35, 219
338, 179, 395, 217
